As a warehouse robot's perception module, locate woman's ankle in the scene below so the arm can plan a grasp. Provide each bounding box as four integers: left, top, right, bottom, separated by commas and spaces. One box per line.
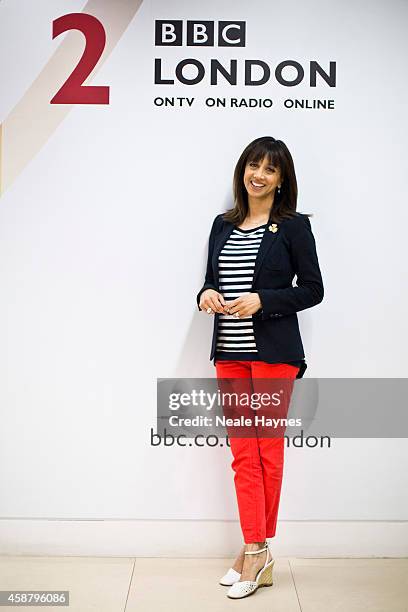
245, 541, 267, 549
231, 545, 245, 572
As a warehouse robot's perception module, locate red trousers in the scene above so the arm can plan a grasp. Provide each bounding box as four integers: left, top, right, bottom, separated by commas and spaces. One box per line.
215, 360, 300, 544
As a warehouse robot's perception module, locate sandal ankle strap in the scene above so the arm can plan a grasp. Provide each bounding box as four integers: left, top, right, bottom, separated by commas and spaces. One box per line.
244, 544, 268, 555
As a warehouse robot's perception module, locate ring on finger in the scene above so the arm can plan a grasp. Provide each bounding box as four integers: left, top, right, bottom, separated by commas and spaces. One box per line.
206, 307, 213, 314
233, 311, 240, 319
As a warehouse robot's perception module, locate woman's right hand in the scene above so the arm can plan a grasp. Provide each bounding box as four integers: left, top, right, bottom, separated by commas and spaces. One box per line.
199, 289, 226, 314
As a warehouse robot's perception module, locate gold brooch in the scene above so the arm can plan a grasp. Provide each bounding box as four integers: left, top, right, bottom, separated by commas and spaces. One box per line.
268, 223, 278, 233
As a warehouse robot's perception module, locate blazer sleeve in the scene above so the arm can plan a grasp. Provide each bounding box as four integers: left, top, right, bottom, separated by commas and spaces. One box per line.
255, 215, 324, 319
196, 214, 222, 311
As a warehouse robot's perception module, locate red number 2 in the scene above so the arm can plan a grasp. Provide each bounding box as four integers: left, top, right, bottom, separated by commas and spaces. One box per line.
51, 13, 109, 105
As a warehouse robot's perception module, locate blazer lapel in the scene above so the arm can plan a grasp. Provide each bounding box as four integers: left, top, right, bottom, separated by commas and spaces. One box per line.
251, 224, 282, 286
212, 218, 287, 288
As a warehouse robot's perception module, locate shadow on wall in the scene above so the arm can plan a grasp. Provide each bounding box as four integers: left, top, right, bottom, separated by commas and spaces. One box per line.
173, 310, 216, 378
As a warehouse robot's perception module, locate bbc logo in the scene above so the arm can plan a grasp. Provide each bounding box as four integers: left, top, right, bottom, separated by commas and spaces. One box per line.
155, 20, 246, 47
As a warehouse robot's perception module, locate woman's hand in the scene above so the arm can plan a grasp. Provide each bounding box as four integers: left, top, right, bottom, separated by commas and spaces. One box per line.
224, 293, 262, 317
199, 289, 226, 314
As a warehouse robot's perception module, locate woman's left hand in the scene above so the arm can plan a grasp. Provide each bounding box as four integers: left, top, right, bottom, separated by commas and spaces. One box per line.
224, 293, 262, 317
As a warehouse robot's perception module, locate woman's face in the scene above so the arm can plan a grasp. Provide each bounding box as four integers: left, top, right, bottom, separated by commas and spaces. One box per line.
243, 155, 282, 200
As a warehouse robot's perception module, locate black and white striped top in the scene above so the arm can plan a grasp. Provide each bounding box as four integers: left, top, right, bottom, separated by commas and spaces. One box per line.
215, 224, 266, 356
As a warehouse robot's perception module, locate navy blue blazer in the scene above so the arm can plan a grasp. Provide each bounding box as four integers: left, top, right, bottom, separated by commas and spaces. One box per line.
196, 212, 324, 378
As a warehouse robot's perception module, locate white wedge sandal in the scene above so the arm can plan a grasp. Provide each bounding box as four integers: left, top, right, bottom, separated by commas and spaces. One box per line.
219, 567, 241, 586
226, 542, 275, 599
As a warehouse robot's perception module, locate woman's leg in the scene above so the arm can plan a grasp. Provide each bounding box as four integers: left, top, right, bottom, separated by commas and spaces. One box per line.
251, 362, 300, 538
216, 360, 268, 544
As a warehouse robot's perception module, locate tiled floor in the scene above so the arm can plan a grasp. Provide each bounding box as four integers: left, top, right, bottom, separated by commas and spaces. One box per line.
0, 556, 407, 611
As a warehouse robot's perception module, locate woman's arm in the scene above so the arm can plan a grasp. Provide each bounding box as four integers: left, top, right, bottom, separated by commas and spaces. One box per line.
196, 214, 223, 311
255, 215, 324, 320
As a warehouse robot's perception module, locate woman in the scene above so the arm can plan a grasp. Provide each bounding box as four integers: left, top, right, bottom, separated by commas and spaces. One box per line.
196, 136, 324, 600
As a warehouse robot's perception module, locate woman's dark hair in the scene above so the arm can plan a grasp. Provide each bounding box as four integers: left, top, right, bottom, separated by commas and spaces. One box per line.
224, 136, 308, 225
